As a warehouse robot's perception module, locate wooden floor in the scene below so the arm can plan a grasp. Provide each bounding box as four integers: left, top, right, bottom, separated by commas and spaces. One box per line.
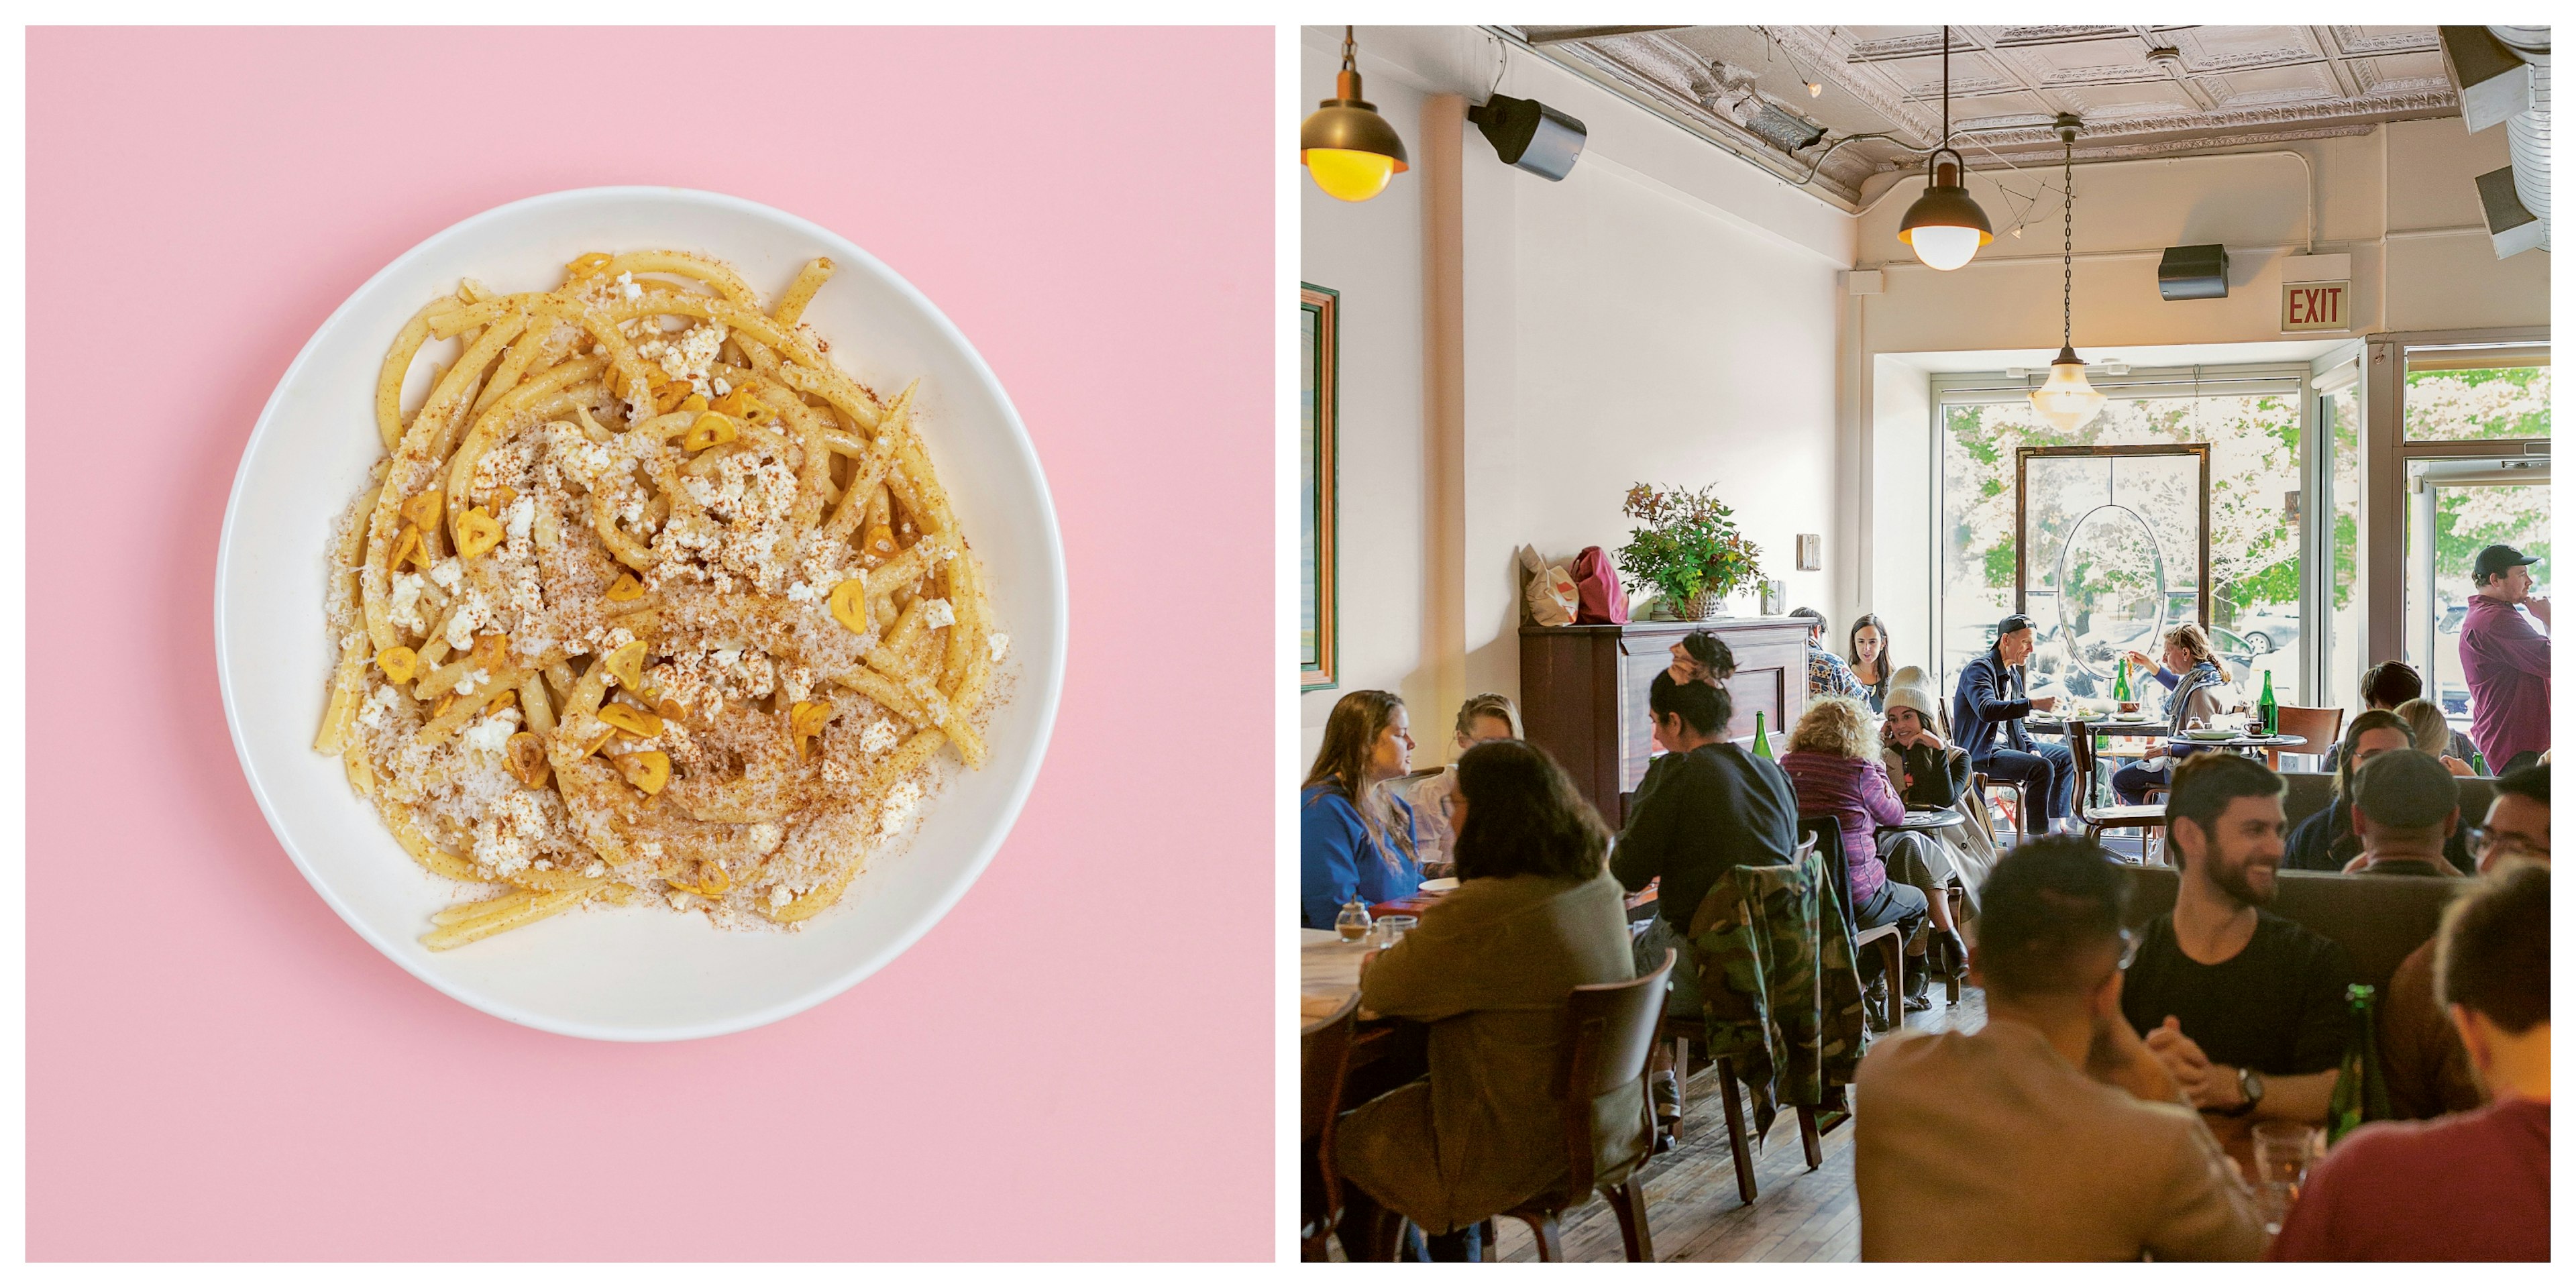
1489, 982, 1988, 1263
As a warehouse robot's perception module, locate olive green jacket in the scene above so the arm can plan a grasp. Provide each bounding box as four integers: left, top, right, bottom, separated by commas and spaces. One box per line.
1334, 870, 1649, 1235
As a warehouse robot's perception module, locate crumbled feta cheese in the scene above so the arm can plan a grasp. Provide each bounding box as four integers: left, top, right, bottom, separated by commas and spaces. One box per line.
454, 667, 490, 696
861, 718, 900, 757
358, 684, 402, 730
428, 557, 464, 592
989, 631, 1011, 663
583, 861, 607, 878
504, 496, 535, 543
617, 270, 642, 301
768, 884, 792, 908
918, 598, 956, 631
460, 712, 515, 753
785, 581, 820, 603
388, 572, 427, 633
879, 780, 924, 837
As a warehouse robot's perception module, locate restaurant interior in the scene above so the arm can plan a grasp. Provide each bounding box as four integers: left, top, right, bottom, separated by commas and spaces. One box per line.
1297, 23, 2551, 1263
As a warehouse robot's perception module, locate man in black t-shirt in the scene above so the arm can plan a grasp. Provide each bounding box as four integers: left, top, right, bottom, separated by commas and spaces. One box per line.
2122, 755, 2357, 1126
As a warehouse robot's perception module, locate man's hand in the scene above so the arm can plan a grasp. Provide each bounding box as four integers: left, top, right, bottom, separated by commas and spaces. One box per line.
2030, 694, 2059, 712
2089, 1002, 2182, 1105
2143, 1016, 2221, 1104
2526, 596, 2551, 625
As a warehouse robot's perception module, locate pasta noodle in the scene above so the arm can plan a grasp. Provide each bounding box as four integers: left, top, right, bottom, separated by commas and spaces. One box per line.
321, 252, 1004, 949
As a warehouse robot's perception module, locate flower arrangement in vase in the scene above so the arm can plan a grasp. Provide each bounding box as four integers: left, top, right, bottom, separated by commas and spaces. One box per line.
1615, 483, 1764, 621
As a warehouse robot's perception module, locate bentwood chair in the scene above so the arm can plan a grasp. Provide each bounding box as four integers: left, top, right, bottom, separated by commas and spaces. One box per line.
1478, 948, 1673, 1262
1807, 816, 1907, 1029
2066, 719, 2169, 861
1658, 853, 1829, 1207
1975, 772, 2028, 847
1299, 990, 1362, 1260
2267, 705, 2345, 772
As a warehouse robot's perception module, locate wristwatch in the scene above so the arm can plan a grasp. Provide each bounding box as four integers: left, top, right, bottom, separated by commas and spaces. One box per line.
2222, 1066, 2265, 1116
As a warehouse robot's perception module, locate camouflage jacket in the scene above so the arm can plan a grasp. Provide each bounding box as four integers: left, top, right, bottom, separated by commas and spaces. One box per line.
1686, 846, 1870, 1137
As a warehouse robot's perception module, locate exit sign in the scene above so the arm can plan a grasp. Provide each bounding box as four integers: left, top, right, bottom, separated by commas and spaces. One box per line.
2282, 280, 2351, 331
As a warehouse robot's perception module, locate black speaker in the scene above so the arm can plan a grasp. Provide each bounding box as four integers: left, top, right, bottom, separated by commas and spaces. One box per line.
1467, 95, 1587, 181
2157, 244, 2229, 301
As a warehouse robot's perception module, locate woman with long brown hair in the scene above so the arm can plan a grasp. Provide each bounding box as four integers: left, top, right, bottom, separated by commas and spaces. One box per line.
2112, 621, 2237, 804
1299, 690, 1424, 928
1847, 613, 1892, 712
1334, 738, 1640, 1260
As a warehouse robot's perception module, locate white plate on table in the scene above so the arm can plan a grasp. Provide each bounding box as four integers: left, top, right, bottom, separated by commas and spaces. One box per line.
1418, 877, 1461, 894
215, 187, 1067, 1041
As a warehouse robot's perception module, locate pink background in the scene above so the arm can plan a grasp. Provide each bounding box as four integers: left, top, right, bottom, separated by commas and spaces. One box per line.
29, 28, 1273, 1260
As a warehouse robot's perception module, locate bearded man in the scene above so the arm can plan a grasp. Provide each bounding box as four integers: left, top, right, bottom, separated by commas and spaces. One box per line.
2120, 755, 2359, 1128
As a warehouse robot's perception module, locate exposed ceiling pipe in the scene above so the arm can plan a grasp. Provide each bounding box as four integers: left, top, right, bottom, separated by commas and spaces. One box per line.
2488, 25, 2549, 252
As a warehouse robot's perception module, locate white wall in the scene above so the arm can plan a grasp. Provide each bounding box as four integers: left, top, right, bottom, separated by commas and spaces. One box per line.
1302, 26, 1851, 766
1299, 37, 1430, 767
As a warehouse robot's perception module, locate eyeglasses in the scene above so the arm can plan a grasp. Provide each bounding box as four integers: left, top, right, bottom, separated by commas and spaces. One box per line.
2465, 824, 2548, 861
2116, 928, 2141, 971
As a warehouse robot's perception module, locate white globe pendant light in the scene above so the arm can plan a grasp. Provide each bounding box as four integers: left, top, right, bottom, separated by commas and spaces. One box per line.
1897, 28, 1992, 271
2030, 115, 2106, 432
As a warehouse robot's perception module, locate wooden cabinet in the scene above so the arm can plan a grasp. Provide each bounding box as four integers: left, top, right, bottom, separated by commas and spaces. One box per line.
1519, 616, 1812, 827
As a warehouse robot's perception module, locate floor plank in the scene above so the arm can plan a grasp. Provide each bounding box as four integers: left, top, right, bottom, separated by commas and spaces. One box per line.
1488, 982, 1987, 1262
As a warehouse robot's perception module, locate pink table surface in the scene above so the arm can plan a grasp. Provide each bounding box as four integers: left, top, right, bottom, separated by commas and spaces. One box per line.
30, 27, 1273, 1261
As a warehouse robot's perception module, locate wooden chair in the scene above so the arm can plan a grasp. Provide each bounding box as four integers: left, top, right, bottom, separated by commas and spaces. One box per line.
1298, 990, 1362, 1260
1481, 948, 1674, 1262
1658, 846, 1829, 1206
1807, 815, 1905, 1028
2267, 705, 2345, 771
2065, 719, 2168, 859
1975, 771, 2027, 847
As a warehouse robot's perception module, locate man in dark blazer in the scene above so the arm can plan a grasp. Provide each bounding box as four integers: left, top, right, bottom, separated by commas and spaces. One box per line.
1952, 614, 2077, 834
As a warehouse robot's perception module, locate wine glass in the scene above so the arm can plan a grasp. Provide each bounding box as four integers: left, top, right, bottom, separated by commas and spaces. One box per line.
2251, 1122, 2320, 1234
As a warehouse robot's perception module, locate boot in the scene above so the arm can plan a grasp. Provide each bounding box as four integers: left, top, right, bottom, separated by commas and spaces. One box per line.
1935, 928, 1970, 978
1902, 957, 1935, 1011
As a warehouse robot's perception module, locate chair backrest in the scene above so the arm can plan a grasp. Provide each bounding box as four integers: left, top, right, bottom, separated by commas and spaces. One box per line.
1800, 815, 1853, 929
1299, 990, 1361, 1141
2121, 866, 2468, 994
1554, 947, 1675, 1197
2274, 705, 2343, 759
2066, 717, 2099, 784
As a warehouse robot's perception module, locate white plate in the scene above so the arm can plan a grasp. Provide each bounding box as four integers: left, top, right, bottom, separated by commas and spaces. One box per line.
216, 188, 1066, 1041
1417, 877, 1461, 894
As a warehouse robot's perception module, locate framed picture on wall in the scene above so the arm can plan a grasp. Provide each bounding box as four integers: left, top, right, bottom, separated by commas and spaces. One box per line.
1301, 283, 1339, 691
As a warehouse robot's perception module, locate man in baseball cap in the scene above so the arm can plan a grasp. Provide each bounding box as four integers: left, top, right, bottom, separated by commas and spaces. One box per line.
2459, 545, 2549, 773
2344, 750, 2465, 878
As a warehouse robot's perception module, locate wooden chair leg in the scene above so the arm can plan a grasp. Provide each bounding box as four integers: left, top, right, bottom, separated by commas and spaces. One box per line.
1716, 1056, 1758, 1203
1879, 936, 1905, 1028
1605, 1181, 1655, 1262
1668, 1035, 1690, 1120
1477, 1218, 1499, 1263
1517, 1211, 1564, 1262
1796, 1103, 1823, 1169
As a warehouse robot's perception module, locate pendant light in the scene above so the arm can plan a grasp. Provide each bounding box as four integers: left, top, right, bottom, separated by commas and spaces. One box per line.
1301, 26, 1410, 203
1897, 27, 1992, 270
2030, 115, 2106, 432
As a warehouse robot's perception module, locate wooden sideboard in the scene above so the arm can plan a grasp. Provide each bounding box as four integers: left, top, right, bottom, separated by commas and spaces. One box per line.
1519, 616, 1812, 828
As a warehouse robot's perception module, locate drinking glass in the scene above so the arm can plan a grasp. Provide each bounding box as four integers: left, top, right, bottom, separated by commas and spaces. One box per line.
1373, 915, 1417, 949
2251, 1122, 2320, 1234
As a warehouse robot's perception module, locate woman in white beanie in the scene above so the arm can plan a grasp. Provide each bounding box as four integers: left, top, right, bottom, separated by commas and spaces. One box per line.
1880, 666, 1998, 953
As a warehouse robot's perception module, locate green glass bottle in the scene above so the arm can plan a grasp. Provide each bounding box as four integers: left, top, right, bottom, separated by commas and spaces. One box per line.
2257, 670, 2277, 737
2325, 983, 2391, 1146
2114, 656, 2133, 704
2470, 748, 2492, 776
1752, 712, 1772, 759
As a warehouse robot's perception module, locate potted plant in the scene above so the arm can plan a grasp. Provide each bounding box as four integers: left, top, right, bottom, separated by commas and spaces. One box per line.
1616, 483, 1764, 621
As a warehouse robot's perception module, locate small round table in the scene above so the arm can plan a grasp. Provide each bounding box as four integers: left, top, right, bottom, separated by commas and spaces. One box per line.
2169, 733, 2310, 757
1880, 808, 1966, 833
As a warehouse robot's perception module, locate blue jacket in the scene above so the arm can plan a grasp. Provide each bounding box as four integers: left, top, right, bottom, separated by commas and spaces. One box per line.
1300, 783, 1422, 929
1951, 651, 2035, 760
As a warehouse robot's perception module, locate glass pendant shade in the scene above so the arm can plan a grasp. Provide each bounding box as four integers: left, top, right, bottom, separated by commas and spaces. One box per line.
2030, 346, 2107, 431
1301, 60, 1409, 203
1898, 152, 1992, 270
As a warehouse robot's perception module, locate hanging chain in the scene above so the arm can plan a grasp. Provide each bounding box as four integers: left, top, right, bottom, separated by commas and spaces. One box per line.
2061, 127, 2075, 347
1941, 27, 1950, 147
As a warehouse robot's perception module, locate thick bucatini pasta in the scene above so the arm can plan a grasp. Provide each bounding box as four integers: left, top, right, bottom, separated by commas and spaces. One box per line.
315, 251, 1004, 949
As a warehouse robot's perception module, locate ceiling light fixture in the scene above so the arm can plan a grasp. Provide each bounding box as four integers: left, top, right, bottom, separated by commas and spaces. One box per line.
2030, 115, 2106, 432
1897, 26, 1993, 270
1301, 26, 1411, 203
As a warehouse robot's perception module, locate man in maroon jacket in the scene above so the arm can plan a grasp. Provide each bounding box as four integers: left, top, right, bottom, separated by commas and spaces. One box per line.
2456, 545, 2550, 771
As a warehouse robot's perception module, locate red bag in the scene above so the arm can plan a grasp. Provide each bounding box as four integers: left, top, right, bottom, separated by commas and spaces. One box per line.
1569, 546, 1629, 625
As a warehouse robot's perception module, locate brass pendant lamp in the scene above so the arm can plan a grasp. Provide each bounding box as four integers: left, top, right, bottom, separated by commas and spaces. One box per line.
2029, 115, 2106, 432
1301, 26, 1411, 203
1897, 27, 1992, 270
